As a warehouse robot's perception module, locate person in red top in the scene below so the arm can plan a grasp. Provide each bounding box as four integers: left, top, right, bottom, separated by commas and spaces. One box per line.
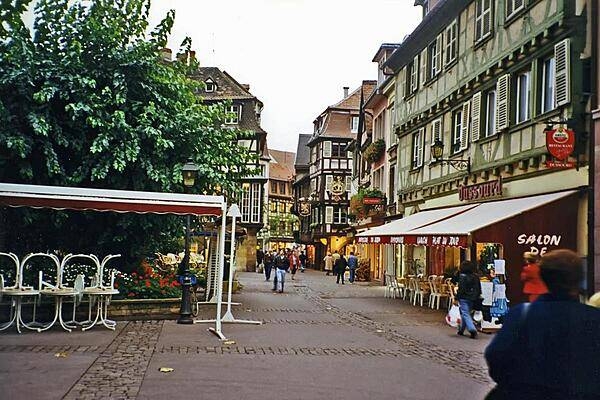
520, 251, 548, 302
288, 249, 300, 280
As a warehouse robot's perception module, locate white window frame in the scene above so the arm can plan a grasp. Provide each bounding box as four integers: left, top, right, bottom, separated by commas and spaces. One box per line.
515, 70, 531, 124
325, 206, 333, 224
351, 116, 359, 133
541, 56, 556, 114
506, 0, 525, 20
225, 104, 241, 124
332, 207, 347, 225
484, 89, 497, 138
240, 182, 261, 223
475, 0, 493, 42
409, 56, 419, 94
444, 20, 458, 66
412, 128, 424, 169
205, 79, 216, 92
452, 109, 463, 154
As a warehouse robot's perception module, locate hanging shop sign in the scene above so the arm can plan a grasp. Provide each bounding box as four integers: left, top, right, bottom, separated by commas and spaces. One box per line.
363, 197, 385, 205
459, 178, 502, 202
298, 200, 311, 217
546, 126, 575, 168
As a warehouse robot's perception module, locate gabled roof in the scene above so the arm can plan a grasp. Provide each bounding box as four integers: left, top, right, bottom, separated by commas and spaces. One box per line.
268, 149, 296, 181
193, 67, 255, 101
295, 134, 311, 167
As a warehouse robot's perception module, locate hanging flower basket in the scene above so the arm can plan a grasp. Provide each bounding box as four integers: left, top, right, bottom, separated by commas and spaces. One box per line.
364, 139, 386, 163
349, 188, 386, 220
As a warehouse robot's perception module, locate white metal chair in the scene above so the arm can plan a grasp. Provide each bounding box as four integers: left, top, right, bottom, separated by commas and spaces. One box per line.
413, 277, 430, 307
384, 273, 396, 298
82, 254, 120, 331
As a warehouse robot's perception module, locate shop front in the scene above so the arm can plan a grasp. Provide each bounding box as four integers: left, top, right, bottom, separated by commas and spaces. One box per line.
356, 190, 582, 304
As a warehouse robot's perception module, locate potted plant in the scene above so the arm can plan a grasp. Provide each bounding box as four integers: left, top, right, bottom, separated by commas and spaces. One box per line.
363, 139, 386, 163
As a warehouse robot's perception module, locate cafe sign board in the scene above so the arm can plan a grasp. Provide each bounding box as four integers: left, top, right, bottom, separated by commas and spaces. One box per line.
459, 178, 502, 202
546, 126, 575, 168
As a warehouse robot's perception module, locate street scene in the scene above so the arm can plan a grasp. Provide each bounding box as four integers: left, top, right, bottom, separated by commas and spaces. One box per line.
1, 0, 600, 399
0, 271, 494, 400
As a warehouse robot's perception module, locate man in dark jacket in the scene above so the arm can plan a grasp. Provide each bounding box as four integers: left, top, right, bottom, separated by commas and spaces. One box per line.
334, 253, 347, 285
484, 249, 600, 400
455, 260, 481, 338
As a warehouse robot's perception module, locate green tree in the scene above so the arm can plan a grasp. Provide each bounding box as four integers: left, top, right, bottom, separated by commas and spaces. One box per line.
0, 0, 258, 267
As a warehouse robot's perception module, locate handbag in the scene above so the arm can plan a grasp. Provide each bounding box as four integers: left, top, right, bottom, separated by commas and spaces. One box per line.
445, 304, 461, 327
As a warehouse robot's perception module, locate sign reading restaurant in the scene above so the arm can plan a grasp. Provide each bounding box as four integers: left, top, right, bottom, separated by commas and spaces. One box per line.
459, 178, 502, 202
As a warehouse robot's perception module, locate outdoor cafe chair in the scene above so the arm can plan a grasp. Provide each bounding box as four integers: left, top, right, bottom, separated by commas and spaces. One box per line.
384, 273, 396, 298
82, 254, 120, 331
0, 252, 42, 333
37, 253, 86, 332
403, 275, 416, 302
413, 277, 430, 307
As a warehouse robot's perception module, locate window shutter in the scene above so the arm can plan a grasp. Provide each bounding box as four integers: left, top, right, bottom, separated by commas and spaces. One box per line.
323, 141, 332, 157
326, 175, 333, 191
325, 206, 333, 224
460, 101, 471, 150
417, 127, 425, 167
420, 49, 427, 85
554, 38, 570, 106
496, 74, 510, 131
345, 176, 352, 192
471, 92, 482, 142
411, 55, 419, 92
483, 0, 492, 35
432, 118, 442, 142
435, 34, 443, 75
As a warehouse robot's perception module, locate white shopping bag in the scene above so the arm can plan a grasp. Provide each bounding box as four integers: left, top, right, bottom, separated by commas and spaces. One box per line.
446, 304, 461, 328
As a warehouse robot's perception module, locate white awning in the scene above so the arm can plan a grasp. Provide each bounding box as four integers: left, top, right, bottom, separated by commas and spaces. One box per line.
355, 204, 477, 244
0, 183, 225, 216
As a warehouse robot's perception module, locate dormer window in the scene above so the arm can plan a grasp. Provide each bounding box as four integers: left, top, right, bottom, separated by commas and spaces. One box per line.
205, 78, 216, 92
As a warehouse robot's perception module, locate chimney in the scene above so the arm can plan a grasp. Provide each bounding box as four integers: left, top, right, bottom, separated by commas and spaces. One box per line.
343, 86, 349, 98
241, 84, 250, 91
161, 48, 172, 62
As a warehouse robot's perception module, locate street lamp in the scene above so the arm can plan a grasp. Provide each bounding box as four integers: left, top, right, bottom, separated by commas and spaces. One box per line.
177, 158, 199, 324
429, 139, 471, 174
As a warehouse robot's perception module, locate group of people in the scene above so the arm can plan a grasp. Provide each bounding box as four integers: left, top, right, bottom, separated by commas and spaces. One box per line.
258, 247, 306, 293
451, 249, 600, 399
323, 250, 358, 284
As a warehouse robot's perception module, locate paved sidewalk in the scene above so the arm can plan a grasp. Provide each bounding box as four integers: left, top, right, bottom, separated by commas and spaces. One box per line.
0, 269, 495, 400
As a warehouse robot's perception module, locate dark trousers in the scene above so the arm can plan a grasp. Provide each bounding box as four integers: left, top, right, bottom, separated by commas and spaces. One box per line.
264, 264, 272, 280
336, 270, 344, 284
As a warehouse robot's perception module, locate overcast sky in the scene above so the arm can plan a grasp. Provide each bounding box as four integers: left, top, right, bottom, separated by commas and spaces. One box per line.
148, 0, 422, 152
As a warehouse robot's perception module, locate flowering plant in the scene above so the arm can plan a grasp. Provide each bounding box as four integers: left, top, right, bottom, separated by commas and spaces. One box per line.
113, 259, 181, 299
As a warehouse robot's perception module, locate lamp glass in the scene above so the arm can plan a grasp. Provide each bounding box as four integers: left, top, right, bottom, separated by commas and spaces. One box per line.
183, 170, 195, 187
431, 140, 444, 160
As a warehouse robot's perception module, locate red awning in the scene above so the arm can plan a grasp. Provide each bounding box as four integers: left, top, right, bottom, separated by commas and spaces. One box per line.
0, 183, 224, 216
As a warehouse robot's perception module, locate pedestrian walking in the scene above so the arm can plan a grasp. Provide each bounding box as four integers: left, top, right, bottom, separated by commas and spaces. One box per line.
323, 252, 333, 276
454, 260, 481, 339
256, 247, 264, 272
273, 249, 289, 293
520, 251, 547, 302
289, 249, 300, 280
484, 249, 600, 400
347, 252, 358, 283
299, 250, 307, 272
334, 253, 347, 285
263, 250, 273, 281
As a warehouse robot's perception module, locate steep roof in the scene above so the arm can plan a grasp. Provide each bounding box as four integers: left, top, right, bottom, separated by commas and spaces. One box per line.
268, 149, 296, 181
295, 134, 311, 167
193, 67, 255, 100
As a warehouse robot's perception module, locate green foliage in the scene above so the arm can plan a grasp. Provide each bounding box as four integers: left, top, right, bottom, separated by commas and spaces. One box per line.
0, 0, 258, 267
348, 188, 385, 220
363, 139, 386, 163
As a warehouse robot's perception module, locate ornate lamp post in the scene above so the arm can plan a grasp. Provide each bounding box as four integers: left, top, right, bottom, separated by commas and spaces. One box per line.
177, 159, 199, 324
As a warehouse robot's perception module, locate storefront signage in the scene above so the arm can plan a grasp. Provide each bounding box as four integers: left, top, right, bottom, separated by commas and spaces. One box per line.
363, 197, 385, 205
517, 233, 562, 256
356, 234, 467, 247
298, 200, 310, 217
459, 178, 502, 202
546, 126, 575, 160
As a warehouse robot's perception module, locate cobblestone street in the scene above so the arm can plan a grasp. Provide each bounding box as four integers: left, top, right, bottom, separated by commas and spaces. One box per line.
0, 270, 495, 399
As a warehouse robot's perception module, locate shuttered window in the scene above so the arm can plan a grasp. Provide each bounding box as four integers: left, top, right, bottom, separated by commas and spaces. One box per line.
541, 57, 556, 113
460, 101, 471, 151
410, 56, 419, 93
471, 92, 482, 142
431, 118, 442, 142
515, 70, 531, 124
475, 0, 493, 41
484, 90, 497, 138
444, 20, 458, 65
506, 0, 524, 19
496, 74, 510, 131
452, 109, 463, 154
420, 49, 428, 86
412, 128, 425, 169
345, 176, 352, 192
325, 206, 333, 224
554, 39, 570, 106
323, 141, 332, 157
325, 175, 333, 191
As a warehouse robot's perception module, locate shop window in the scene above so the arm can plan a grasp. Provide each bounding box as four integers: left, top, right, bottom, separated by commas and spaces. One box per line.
515, 69, 531, 124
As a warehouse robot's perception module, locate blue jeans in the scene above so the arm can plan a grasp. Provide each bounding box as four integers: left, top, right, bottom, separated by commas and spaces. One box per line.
458, 299, 477, 333
349, 268, 356, 283
276, 268, 286, 292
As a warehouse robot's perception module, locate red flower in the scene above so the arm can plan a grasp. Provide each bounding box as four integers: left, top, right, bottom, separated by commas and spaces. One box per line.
128, 292, 135, 297
145, 279, 151, 287
131, 272, 137, 277
114, 282, 119, 288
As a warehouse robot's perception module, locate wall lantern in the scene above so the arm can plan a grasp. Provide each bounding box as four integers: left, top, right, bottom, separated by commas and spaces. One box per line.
429, 139, 471, 174
182, 159, 199, 187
